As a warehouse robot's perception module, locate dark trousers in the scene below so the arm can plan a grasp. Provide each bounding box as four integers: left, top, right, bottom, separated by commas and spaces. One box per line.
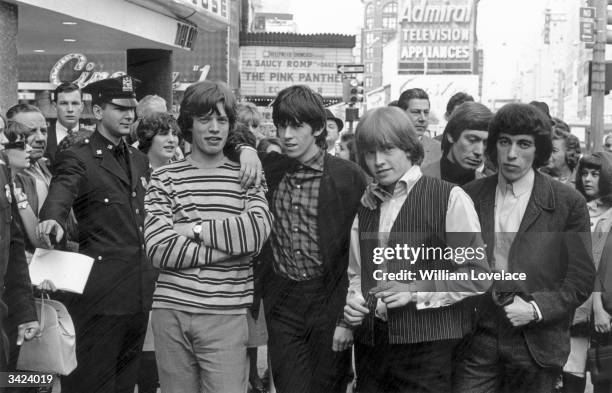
454, 324, 560, 393
592, 331, 612, 393
266, 277, 351, 393
355, 319, 458, 393
61, 312, 148, 393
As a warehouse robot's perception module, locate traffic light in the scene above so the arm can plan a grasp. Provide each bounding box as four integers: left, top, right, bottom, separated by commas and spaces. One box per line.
348, 78, 364, 104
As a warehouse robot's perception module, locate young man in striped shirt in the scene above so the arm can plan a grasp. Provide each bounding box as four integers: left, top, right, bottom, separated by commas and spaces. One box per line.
144, 81, 273, 393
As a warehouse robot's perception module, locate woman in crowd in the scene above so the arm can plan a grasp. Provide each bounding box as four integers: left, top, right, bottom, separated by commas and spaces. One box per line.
604, 134, 612, 154
542, 128, 581, 187
134, 111, 181, 393
238, 102, 265, 143
2, 121, 45, 254
567, 152, 612, 393
137, 112, 181, 170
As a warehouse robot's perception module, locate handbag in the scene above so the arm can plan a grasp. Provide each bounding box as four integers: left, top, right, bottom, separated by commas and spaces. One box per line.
16, 293, 77, 375
587, 340, 612, 383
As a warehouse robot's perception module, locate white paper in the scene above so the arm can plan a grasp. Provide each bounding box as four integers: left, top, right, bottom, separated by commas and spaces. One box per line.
28, 249, 94, 294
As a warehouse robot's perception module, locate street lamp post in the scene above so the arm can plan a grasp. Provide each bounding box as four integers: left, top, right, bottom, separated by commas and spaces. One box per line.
590, 0, 606, 152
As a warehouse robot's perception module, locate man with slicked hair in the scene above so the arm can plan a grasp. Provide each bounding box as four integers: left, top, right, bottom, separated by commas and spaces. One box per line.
397, 88, 441, 168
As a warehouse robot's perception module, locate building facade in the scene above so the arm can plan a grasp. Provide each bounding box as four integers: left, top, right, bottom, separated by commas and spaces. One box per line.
361, 0, 399, 92
2, 0, 241, 116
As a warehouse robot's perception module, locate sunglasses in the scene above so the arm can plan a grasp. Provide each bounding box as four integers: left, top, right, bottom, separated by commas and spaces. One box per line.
3, 140, 27, 150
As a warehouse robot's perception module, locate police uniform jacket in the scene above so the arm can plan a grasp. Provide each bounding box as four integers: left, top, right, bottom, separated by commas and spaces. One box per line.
39, 130, 156, 315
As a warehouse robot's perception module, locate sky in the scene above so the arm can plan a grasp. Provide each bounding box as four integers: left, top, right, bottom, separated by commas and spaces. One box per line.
259, 0, 364, 34
259, 0, 549, 99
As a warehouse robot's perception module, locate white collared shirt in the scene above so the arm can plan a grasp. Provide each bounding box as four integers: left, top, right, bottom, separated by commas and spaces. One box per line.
493, 169, 535, 271
55, 121, 75, 145
347, 165, 487, 310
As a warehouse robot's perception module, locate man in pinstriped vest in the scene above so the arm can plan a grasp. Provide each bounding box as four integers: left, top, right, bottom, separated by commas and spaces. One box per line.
343, 107, 491, 393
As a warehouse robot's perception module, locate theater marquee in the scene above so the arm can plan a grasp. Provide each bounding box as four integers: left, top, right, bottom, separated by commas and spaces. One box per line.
239, 46, 353, 98
398, 0, 476, 74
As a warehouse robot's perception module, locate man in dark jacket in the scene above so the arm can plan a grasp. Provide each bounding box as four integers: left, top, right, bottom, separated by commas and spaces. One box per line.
248, 85, 368, 393
454, 103, 596, 393
36, 75, 155, 393
422, 102, 495, 185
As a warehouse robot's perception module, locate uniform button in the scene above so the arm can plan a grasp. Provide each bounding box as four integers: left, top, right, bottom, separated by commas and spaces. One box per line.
302, 273, 307, 278
296, 185, 301, 189
104, 198, 109, 203
293, 227, 299, 232
296, 250, 301, 255
139, 226, 143, 232
97, 256, 102, 261
293, 205, 299, 210
135, 208, 140, 215
141, 245, 145, 251
132, 192, 136, 198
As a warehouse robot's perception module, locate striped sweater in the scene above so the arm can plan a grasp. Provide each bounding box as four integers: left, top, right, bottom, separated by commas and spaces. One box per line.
144, 156, 273, 314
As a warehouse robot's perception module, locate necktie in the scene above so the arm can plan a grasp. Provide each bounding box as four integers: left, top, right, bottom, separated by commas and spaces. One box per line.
114, 142, 130, 180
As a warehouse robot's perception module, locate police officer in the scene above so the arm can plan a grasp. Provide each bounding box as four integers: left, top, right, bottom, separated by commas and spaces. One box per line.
36, 75, 155, 393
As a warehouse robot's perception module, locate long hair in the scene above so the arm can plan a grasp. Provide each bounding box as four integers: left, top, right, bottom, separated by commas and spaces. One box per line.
486, 103, 552, 168
177, 81, 237, 144
137, 112, 181, 154
271, 85, 327, 149
355, 107, 424, 176
576, 152, 612, 206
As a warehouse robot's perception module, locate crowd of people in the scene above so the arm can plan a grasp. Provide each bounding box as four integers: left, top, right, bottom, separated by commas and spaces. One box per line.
0, 75, 610, 393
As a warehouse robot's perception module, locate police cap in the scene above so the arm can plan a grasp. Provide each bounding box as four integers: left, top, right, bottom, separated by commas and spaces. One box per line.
83, 75, 140, 108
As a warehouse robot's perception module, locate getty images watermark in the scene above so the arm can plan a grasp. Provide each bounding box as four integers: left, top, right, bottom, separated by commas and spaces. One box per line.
370, 244, 527, 282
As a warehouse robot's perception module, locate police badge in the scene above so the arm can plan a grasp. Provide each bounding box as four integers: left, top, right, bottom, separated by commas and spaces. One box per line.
122, 76, 133, 92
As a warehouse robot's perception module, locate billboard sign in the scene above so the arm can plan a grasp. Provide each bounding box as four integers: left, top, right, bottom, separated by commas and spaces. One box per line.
240, 46, 354, 97
398, 0, 476, 74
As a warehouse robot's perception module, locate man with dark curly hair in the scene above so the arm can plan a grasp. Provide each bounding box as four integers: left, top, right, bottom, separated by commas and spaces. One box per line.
455, 103, 596, 393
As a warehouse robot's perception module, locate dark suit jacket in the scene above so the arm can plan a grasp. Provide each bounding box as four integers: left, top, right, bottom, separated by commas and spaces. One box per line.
463, 171, 596, 368
0, 163, 36, 366
44, 120, 84, 166
257, 152, 368, 324
39, 130, 156, 315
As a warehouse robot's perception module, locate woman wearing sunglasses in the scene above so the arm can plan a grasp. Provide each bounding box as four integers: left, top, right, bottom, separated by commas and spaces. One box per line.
1, 121, 38, 246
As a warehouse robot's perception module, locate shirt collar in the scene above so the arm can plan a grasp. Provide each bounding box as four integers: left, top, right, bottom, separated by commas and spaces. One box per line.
497, 168, 534, 197
56, 121, 70, 134
373, 165, 422, 201
299, 148, 325, 172
588, 198, 608, 214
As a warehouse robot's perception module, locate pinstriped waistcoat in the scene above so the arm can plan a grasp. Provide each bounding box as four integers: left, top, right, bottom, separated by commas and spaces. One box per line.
356, 176, 473, 345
